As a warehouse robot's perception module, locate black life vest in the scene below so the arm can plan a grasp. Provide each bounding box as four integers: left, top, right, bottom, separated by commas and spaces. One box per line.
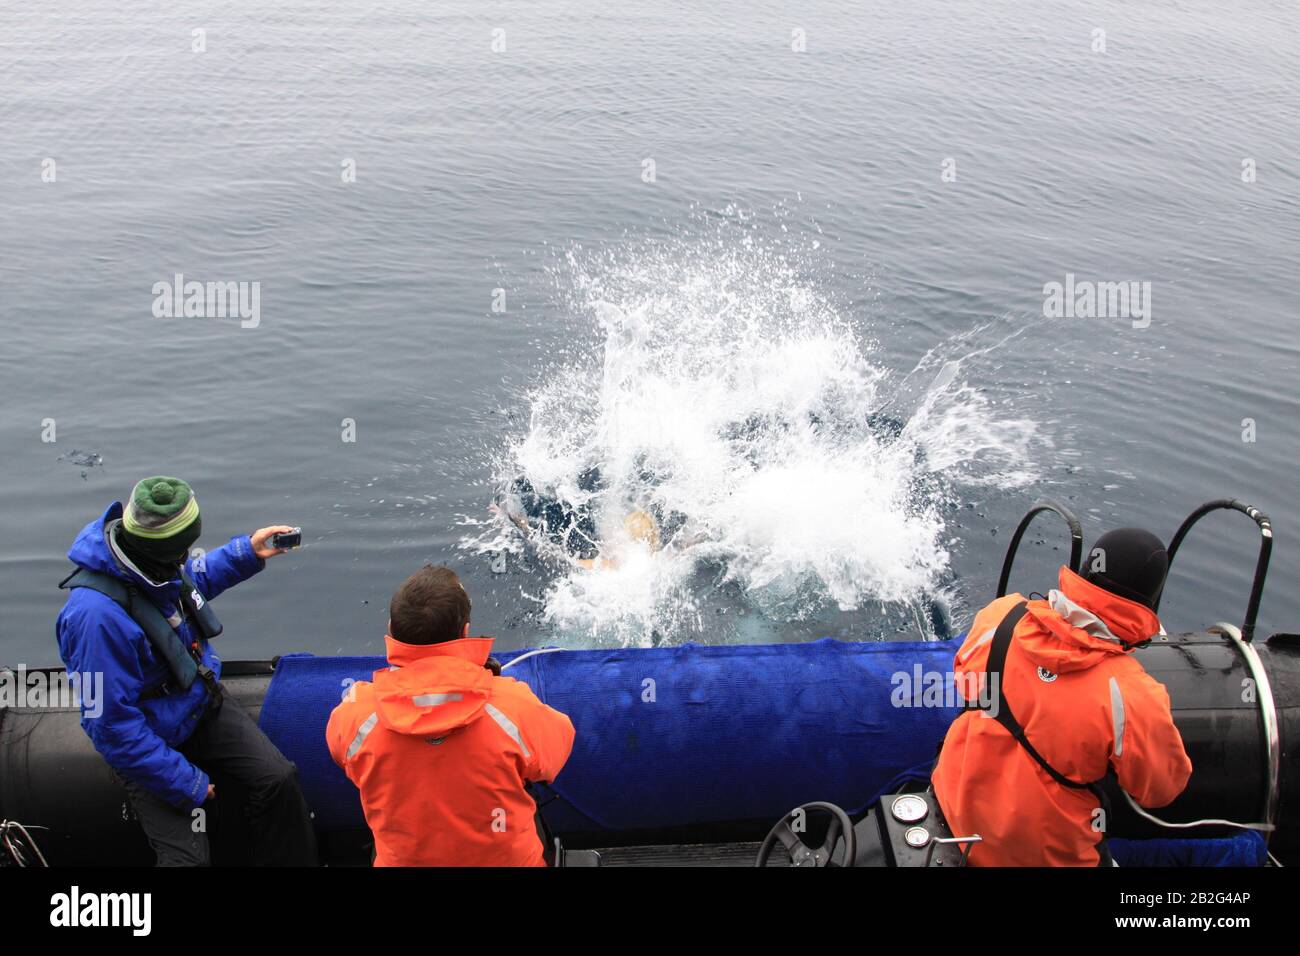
59, 566, 222, 694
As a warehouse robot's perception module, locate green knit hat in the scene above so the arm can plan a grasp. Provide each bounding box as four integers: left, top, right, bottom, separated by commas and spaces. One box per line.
123, 476, 200, 540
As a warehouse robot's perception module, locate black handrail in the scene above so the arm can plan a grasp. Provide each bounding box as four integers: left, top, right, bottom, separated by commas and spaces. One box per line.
1153, 499, 1272, 642
996, 499, 1084, 598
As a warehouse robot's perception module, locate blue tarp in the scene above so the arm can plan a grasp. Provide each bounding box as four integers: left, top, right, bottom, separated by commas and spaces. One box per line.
259, 639, 962, 833
1110, 832, 1267, 867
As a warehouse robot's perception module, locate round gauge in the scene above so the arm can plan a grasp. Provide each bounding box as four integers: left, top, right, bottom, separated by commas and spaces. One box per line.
904, 826, 931, 848
891, 794, 929, 824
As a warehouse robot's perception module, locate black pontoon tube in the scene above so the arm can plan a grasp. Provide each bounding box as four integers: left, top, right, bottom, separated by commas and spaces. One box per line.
1118, 620, 1282, 860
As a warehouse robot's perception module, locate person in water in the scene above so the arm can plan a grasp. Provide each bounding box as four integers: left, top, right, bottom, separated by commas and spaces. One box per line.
932, 527, 1192, 866
55, 476, 317, 866
326, 565, 575, 866
495, 473, 603, 560
495, 473, 705, 570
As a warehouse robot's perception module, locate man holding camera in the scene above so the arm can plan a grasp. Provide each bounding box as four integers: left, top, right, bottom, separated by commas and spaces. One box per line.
56, 475, 317, 866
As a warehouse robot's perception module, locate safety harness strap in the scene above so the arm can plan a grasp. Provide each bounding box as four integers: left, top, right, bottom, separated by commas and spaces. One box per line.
976, 601, 1101, 792
971, 601, 1115, 863
59, 568, 219, 693
951, 600, 1117, 865
177, 568, 224, 641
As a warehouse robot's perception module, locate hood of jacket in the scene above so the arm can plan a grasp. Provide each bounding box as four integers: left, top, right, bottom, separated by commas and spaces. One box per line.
371, 635, 497, 737
68, 502, 183, 599
959, 566, 1162, 678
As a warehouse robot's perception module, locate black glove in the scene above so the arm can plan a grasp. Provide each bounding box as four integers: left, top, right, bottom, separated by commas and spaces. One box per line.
484, 657, 502, 677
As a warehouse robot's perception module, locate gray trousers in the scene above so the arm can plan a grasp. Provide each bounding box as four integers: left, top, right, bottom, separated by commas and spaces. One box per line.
120, 689, 318, 866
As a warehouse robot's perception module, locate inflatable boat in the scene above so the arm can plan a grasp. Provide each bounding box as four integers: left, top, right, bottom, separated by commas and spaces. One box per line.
1, 499, 1293, 866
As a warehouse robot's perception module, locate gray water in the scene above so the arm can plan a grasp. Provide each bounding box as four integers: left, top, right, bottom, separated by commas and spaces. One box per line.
2, 0, 1297, 666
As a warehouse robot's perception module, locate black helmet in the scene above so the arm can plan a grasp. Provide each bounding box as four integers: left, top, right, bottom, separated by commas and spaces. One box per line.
1081, 528, 1168, 610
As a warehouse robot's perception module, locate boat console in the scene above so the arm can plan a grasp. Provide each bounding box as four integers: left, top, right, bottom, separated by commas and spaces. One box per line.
553, 788, 978, 867
751, 790, 979, 867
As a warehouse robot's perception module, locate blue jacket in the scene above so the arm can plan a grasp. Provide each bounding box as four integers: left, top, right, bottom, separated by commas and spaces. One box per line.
55, 502, 264, 809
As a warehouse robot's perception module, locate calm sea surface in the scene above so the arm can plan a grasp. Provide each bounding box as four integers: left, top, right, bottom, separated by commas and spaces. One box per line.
2, 0, 1297, 663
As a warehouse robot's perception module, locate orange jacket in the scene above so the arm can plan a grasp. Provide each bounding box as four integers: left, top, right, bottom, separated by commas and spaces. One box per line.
326, 636, 575, 867
932, 567, 1192, 866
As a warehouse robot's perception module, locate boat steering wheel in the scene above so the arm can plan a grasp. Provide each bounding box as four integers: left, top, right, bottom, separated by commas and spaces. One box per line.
755, 801, 857, 867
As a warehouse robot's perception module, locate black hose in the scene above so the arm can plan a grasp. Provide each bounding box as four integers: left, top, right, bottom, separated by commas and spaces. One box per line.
1154, 499, 1272, 642
996, 499, 1084, 598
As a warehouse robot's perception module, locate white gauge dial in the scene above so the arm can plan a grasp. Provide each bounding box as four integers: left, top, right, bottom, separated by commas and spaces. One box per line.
904, 826, 931, 848
891, 794, 929, 823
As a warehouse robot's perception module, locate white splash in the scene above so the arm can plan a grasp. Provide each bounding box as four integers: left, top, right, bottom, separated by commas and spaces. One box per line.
468, 231, 1039, 646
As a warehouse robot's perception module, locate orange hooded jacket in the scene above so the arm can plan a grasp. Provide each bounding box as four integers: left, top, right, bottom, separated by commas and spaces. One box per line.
326, 635, 575, 867
931, 567, 1192, 866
